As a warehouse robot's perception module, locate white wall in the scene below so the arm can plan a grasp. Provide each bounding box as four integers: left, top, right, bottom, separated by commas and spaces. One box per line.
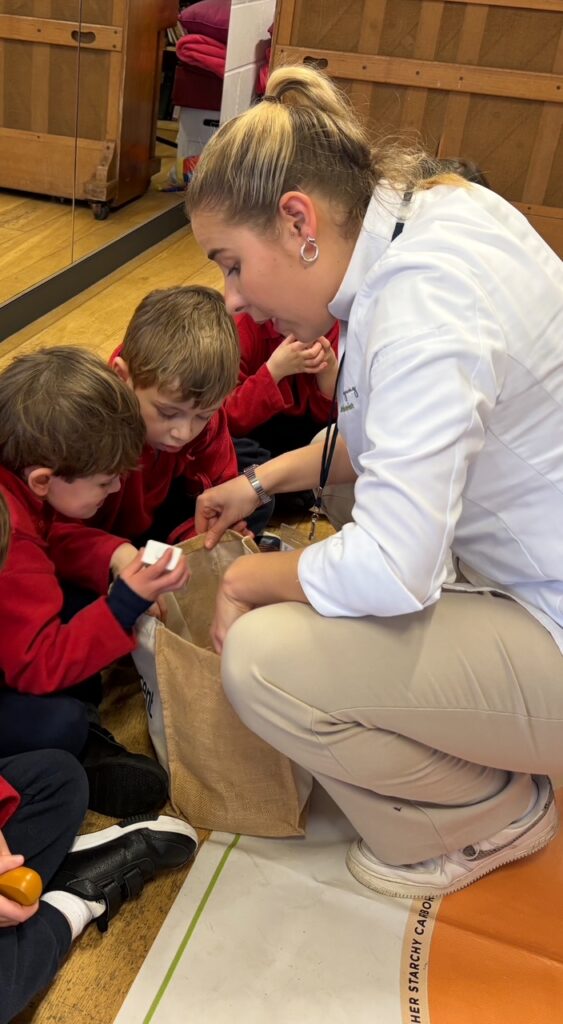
220, 0, 276, 124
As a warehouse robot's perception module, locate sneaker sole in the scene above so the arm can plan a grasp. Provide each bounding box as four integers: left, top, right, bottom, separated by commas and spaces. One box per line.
86, 758, 168, 818
346, 801, 559, 900
70, 815, 199, 854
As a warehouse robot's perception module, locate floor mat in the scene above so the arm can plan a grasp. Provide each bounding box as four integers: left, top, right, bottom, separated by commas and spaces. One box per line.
114, 786, 563, 1024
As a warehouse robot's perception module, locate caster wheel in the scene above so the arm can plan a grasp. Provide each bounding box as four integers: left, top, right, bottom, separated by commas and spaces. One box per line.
91, 202, 110, 221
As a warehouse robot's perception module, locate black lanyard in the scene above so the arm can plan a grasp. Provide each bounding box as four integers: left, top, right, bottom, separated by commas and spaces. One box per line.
308, 211, 408, 542
309, 353, 346, 540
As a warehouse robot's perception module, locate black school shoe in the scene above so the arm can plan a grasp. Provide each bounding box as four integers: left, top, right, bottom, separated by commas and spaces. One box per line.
81, 724, 169, 818
46, 813, 198, 932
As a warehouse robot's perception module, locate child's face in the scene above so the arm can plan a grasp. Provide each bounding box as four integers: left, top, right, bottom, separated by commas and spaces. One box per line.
133, 385, 221, 452
27, 471, 121, 519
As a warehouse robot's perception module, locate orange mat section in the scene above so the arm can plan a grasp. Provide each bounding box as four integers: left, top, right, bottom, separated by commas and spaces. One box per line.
428, 791, 563, 1023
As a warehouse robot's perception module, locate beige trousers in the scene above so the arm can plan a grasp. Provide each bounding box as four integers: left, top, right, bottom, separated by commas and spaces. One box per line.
222, 451, 563, 863
222, 594, 563, 863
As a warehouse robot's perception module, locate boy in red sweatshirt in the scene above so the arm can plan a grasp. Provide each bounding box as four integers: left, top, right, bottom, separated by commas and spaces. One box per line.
0, 493, 197, 1022
0, 347, 189, 818
225, 314, 339, 456
93, 286, 272, 542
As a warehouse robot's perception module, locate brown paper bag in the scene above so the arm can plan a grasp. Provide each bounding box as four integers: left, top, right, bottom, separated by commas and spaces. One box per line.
148, 531, 310, 836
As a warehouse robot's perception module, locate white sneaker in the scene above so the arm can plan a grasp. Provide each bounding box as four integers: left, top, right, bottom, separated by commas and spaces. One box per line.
346, 776, 557, 899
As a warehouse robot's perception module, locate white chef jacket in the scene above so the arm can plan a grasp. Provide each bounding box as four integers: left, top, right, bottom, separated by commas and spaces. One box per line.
297, 182, 563, 651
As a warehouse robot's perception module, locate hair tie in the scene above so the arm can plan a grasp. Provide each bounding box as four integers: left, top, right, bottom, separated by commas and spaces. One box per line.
262, 94, 280, 104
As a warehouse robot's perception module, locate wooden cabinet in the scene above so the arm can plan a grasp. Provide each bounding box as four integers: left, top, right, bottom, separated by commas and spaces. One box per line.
0, 0, 177, 212
272, 0, 563, 256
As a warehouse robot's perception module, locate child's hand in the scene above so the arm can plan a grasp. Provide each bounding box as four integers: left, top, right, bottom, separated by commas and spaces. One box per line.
120, 549, 190, 604
0, 833, 39, 927
266, 335, 326, 382
313, 337, 339, 397
110, 542, 139, 578
301, 336, 336, 378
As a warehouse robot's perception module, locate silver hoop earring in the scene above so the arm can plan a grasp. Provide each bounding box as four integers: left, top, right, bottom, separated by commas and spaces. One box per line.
300, 236, 319, 264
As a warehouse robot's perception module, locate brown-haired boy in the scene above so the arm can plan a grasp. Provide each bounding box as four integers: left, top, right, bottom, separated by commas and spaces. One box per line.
0, 347, 189, 817
93, 285, 272, 543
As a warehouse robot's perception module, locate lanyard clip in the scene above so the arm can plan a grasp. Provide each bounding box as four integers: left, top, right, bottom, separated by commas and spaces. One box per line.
308, 492, 326, 542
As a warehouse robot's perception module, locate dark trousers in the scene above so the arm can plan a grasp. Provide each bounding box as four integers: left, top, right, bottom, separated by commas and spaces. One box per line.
0, 749, 88, 1024
248, 409, 322, 459
0, 585, 102, 760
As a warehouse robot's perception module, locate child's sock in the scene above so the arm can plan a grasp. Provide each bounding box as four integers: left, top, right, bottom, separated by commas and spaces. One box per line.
41, 890, 105, 940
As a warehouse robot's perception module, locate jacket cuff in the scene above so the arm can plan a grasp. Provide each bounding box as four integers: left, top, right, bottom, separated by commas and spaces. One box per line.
107, 577, 152, 631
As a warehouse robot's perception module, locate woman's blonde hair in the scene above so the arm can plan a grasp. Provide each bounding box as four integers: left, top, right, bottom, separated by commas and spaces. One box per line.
187, 64, 455, 235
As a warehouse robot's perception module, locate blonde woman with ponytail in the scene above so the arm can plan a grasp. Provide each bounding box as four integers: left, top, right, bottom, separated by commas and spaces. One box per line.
190, 65, 563, 899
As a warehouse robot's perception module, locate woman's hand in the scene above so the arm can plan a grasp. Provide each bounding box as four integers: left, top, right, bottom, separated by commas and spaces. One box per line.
210, 549, 309, 651
211, 583, 253, 653
0, 832, 39, 927
195, 475, 259, 549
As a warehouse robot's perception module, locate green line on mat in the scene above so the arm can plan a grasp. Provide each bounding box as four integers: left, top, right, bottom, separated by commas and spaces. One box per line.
143, 833, 241, 1023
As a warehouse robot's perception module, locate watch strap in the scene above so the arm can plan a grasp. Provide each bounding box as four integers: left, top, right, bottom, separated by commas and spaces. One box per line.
242, 465, 272, 506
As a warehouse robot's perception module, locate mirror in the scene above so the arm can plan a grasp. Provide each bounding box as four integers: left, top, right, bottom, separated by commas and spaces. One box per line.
69, 0, 182, 258
0, 0, 183, 310
0, 0, 276, 316
0, 0, 82, 305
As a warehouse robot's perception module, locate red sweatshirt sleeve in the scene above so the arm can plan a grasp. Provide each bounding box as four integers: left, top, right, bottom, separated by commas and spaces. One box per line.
48, 520, 129, 594
0, 533, 136, 695
224, 316, 291, 435
0, 777, 20, 829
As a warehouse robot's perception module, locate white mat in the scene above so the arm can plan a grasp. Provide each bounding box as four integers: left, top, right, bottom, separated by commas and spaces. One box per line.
114, 787, 419, 1024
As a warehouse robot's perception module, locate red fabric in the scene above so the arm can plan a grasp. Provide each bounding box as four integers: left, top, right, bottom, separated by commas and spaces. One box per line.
0, 777, 20, 829
172, 63, 223, 110
92, 347, 238, 544
0, 467, 135, 696
256, 43, 271, 96
179, 0, 231, 44
176, 34, 226, 78
224, 316, 340, 437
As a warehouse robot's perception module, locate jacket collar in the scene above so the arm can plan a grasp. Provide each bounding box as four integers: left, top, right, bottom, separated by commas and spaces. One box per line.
328, 186, 411, 324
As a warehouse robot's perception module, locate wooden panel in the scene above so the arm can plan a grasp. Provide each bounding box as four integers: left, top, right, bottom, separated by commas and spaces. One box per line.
275, 46, 563, 101
437, 3, 488, 156
272, 0, 297, 47
0, 126, 109, 197
348, 1, 389, 115
443, 0, 563, 10
400, 2, 446, 129
479, 5, 561, 72
0, 14, 123, 51
1, 1, 79, 14
272, 0, 563, 254
522, 25, 563, 202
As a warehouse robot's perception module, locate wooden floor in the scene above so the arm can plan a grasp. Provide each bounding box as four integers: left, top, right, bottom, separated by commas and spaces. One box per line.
0, 133, 182, 306
1, 224, 222, 369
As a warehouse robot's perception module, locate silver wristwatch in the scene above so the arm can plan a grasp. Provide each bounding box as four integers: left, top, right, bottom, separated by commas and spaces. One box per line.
242, 464, 272, 506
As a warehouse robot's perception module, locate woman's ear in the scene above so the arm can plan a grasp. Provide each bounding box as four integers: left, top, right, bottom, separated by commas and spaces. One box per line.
113, 356, 132, 384
26, 467, 54, 499
278, 191, 318, 247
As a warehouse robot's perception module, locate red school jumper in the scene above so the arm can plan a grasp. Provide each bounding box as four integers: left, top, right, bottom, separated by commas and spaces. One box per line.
0, 776, 20, 828
0, 466, 135, 696
224, 315, 340, 437
92, 346, 238, 544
